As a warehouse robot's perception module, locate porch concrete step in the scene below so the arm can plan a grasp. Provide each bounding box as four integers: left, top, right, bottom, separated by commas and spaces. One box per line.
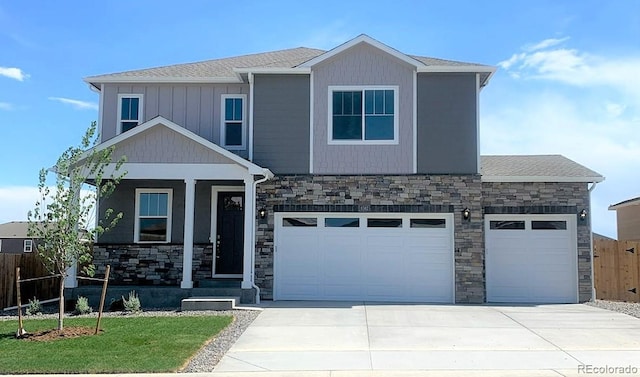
197, 279, 241, 288
191, 287, 243, 297
181, 296, 240, 311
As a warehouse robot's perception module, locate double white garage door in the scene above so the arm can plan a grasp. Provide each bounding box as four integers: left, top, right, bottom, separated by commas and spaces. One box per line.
274, 213, 455, 303
274, 212, 578, 303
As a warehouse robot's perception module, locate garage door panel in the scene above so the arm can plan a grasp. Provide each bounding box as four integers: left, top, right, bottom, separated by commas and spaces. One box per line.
486, 215, 577, 304
275, 213, 454, 303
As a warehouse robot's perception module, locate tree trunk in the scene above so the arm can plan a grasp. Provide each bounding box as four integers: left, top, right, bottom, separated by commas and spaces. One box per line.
58, 275, 65, 331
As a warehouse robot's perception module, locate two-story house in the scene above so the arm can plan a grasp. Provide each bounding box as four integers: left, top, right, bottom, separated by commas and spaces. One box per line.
70, 35, 603, 305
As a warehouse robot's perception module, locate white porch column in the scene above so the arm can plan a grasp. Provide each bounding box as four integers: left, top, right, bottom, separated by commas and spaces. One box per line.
242, 178, 255, 289
181, 178, 196, 289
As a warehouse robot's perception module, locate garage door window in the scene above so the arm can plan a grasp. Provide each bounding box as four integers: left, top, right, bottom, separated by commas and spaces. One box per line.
532, 221, 567, 230
490, 220, 525, 230
410, 219, 446, 228
325, 218, 359, 227
367, 218, 402, 228
283, 217, 317, 227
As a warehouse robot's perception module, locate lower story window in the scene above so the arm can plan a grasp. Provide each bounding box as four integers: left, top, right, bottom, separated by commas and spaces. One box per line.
135, 189, 172, 243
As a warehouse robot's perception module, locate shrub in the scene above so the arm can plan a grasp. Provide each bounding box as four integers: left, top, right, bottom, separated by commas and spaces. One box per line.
122, 290, 141, 313
74, 296, 93, 315
25, 297, 42, 316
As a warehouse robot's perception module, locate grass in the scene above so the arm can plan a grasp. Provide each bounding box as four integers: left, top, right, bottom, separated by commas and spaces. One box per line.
0, 315, 232, 373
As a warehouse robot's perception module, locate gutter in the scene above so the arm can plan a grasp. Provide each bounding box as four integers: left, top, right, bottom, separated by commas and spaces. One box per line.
250, 169, 274, 304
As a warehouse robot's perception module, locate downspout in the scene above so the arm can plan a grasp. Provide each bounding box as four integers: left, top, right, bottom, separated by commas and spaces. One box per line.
588, 181, 599, 301
251, 169, 274, 304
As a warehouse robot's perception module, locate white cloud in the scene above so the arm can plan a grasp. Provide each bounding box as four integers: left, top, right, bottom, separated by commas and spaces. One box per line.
523, 37, 570, 52
605, 102, 626, 117
0, 101, 14, 110
48, 97, 98, 111
0, 66, 30, 81
298, 22, 353, 50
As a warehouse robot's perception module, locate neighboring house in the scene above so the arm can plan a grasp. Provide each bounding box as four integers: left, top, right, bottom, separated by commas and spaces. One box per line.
608, 196, 640, 241
0, 222, 35, 254
73, 34, 603, 305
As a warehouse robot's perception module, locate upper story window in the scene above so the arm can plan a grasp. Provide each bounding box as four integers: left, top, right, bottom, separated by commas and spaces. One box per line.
117, 94, 144, 134
24, 239, 33, 253
134, 189, 172, 243
329, 86, 398, 144
221, 94, 246, 150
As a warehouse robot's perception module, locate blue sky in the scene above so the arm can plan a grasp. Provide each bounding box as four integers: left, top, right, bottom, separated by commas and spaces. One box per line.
0, 0, 638, 237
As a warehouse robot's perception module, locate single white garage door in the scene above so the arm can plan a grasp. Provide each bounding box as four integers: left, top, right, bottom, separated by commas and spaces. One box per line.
485, 215, 578, 303
274, 213, 454, 303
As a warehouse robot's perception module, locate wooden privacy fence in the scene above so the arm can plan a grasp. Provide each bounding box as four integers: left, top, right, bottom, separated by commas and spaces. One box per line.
594, 239, 640, 302
1, 253, 58, 309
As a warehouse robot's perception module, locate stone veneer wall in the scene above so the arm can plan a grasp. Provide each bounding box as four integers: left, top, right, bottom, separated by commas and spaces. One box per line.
255, 174, 484, 303
93, 244, 213, 286
481, 182, 593, 302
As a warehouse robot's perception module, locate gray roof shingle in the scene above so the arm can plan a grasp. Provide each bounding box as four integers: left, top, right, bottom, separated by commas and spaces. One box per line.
0, 221, 31, 238
480, 155, 604, 182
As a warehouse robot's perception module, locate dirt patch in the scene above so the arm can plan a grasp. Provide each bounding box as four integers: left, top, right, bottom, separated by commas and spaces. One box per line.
20, 326, 100, 341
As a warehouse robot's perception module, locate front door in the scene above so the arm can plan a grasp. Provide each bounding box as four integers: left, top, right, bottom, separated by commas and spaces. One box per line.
214, 192, 245, 275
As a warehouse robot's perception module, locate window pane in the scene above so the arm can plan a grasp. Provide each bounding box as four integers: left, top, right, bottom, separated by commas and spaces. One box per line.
364, 90, 374, 114
532, 221, 567, 230
225, 122, 242, 146
365, 115, 394, 140
384, 90, 394, 114
352, 91, 362, 115
139, 193, 150, 216
157, 193, 168, 216
490, 221, 525, 230
139, 218, 167, 241
234, 98, 242, 120
333, 115, 362, 140
283, 218, 317, 227
333, 92, 343, 115
410, 219, 446, 228
367, 218, 402, 228
225, 98, 233, 121
121, 98, 131, 120
122, 121, 138, 132
148, 193, 159, 216
325, 218, 359, 227
130, 98, 139, 120
374, 90, 384, 114
343, 92, 353, 115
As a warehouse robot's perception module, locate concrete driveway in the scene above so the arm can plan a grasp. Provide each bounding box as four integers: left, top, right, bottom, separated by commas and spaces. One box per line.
215, 302, 640, 376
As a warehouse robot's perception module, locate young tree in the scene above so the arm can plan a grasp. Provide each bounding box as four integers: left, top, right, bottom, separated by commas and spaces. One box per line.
28, 121, 126, 331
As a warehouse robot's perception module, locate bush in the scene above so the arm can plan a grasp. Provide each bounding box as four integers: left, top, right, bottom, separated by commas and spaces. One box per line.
74, 296, 92, 315
25, 297, 42, 316
122, 290, 141, 313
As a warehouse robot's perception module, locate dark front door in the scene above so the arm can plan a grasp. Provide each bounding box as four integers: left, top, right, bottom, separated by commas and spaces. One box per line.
215, 192, 245, 275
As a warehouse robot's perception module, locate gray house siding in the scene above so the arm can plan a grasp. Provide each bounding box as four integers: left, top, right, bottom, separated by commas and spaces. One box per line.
0, 238, 31, 254
253, 74, 310, 174
417, 73, 478, 174
101, 83, 249, 158
312, 43, 414, 174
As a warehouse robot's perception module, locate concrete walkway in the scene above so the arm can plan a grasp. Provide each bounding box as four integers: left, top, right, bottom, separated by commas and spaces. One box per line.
214, 301, 640, 375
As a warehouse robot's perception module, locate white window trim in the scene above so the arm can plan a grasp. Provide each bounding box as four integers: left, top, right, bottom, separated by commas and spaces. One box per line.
117, 93, 144, 135
328, 85, 399, 145
23, 239, 33, 253
220, 94, 247, 150
134, 188, 173, 244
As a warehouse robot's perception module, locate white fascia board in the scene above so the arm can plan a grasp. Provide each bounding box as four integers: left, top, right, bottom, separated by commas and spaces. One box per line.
233, 67, 311, 75
299, 34, 425, 68
608, 198, 640, 210
86, 116, 268, 175
83, 76, 242, 85
482, 176, 606, 183
417, 66, 496, 73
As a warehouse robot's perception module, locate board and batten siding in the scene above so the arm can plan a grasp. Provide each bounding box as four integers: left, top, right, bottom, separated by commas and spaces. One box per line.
253, 74, 310, 174
101, 83, 249, 158
416, 73, 478, 174
312, 42, 414, 174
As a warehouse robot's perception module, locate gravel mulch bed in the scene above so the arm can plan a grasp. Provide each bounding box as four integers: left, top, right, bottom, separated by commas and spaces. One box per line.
1, 307, 261, 372
586, 299, 640, 319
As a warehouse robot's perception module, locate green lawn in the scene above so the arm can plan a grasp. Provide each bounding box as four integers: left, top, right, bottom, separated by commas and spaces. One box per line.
0, 315, 232, 373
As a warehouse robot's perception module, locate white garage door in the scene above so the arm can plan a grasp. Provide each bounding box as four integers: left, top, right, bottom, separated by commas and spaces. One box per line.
274, 213, 454, 303
486, 215, 578, 303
